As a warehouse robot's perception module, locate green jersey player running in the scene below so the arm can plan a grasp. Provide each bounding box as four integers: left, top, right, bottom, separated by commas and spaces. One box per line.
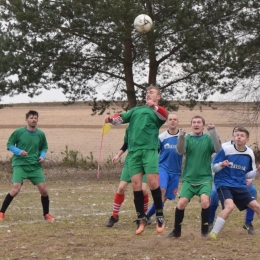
105, 85, 168, 235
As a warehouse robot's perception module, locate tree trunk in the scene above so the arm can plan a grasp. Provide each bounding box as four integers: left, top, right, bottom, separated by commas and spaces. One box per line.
123, 31, 137, 109
148, 35, 158, 85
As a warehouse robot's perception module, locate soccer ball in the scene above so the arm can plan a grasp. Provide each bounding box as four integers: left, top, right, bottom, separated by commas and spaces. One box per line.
134, 14, 153, 33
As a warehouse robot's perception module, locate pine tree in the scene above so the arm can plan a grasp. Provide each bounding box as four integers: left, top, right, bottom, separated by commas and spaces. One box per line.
0, 0, 259, 111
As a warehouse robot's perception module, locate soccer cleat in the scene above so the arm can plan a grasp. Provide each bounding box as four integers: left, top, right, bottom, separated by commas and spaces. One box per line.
210, 232, 217, 239
243, 223, 255, 235
0, 212, 5, 221
166, 229, 181, 238
44, 213, 55, 223
156, 216, 166, 233
134, 217, 147, 235
106, 216, 119, 227
146, 214, 152, 225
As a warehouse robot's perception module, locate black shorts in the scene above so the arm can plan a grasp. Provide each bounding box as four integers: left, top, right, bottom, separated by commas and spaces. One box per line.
217, 186, 255, 211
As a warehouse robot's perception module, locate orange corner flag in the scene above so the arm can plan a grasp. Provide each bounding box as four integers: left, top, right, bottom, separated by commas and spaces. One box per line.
102, 123, 111, 135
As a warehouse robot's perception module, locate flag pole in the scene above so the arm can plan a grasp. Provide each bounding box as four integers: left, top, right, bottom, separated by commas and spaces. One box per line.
97, 123, 111, 179
97, 133, 104, 179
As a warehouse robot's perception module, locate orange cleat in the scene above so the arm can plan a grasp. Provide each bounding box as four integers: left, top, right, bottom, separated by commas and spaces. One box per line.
0, 212, 5, 221
44, 213, 55, 223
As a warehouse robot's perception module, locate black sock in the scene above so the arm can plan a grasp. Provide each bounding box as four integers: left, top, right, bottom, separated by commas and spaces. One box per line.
133, 191, 144, 219
201, 207, 210, 233
41, 195, 50, 216
0, 193, 14, 213
151, 187, 163, 217
174, 207, 185, 232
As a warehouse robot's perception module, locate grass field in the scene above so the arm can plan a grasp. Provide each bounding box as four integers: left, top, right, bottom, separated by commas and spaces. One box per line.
0, 165, 260, 260
0, 102, 260, 259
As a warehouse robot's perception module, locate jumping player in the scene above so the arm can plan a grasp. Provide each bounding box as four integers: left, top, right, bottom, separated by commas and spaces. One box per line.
105, 85, 167, 235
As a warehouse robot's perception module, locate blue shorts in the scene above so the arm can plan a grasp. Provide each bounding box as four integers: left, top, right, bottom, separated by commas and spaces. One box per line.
247, 183, 257, 197
217, 186, 255, 211
159, 169, 180, 200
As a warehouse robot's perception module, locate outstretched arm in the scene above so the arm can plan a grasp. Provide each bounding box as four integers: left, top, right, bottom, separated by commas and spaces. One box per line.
176, 129, 186, 155
105, 113, 123, 125
207, 124, 222, 152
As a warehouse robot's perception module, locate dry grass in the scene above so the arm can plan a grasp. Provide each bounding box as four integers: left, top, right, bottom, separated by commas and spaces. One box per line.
0, 102, 260, 259
0, 166, 260, 260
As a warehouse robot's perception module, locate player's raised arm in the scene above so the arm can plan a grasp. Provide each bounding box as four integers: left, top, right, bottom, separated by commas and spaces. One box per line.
207, 124, 222, 152
176, 128, 186, 155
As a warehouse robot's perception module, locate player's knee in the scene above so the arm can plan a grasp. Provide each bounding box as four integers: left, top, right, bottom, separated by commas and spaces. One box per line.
147, 177, 158, 190
10, 184, 22, 196
225, 204, 234, 213
201, 200, 210, 209
117, 186, 127, 193
178, 198, 188, 210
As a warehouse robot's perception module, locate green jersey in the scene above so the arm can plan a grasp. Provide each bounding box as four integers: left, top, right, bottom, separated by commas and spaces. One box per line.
7, 127, 48, 167
121, 106, 166, 152
182, 134, 215, 184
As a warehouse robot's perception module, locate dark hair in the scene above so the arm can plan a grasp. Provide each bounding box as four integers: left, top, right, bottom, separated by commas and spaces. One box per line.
191, 115, 205, 125
235, 127, 249, 138
232, 125, 245, 134
25, 110, 39, 119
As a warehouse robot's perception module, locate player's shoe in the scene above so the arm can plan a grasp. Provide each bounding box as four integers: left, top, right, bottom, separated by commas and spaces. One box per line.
209, 232, 217, 239
44, 213, 55, 223
243, 223, 255, 235
156, 216, 165, 233
166, 229, 181, 238
106, 216, 119, 227
0, 212, 5, 221
134, 216, 147, 235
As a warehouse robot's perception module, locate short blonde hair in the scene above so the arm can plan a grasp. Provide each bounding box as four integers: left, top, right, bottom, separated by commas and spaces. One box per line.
146, 84, 161, 95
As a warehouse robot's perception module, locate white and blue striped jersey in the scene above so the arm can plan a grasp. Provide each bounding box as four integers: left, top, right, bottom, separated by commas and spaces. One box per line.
213, 144, 256, 189
159, 130, 183, 175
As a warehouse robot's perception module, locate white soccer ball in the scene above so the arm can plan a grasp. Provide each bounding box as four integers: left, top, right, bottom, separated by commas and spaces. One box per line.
134, 14, 153, 33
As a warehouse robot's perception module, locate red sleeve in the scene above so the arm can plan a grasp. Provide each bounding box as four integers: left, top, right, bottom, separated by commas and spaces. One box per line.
155, 105, 168, 121
111, 113, 123, 125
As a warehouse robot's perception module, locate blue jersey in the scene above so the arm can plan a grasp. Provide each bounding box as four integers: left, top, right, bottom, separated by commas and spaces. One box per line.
159, 130, 183, 175
213, 144, 256, 189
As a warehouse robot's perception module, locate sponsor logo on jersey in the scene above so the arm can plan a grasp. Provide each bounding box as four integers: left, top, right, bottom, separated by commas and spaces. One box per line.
227, 162, 246, 171
164, 143, 177, 149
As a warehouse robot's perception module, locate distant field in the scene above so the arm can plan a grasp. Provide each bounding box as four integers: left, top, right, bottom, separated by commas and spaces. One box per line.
0, 102, 259, 163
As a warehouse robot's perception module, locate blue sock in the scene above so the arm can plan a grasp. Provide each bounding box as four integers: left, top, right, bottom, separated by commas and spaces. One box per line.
147, 202, 164, 217
245, 208, 254, 224
209, 205, 218, 223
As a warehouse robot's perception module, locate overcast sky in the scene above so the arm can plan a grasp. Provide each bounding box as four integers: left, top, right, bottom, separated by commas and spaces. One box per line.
0, 86, 237, 104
